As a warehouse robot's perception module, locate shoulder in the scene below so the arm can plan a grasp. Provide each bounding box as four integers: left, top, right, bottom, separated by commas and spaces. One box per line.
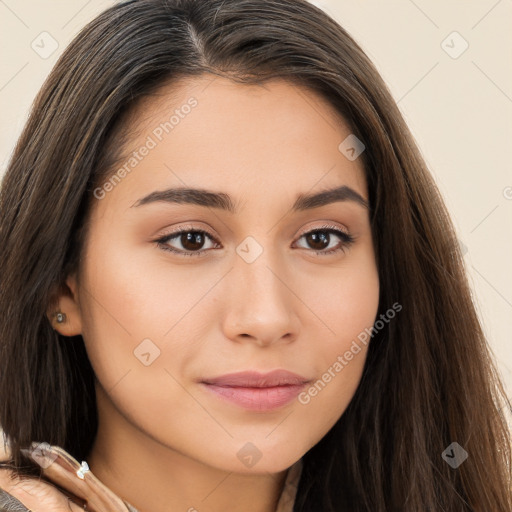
0, 467, 84, 511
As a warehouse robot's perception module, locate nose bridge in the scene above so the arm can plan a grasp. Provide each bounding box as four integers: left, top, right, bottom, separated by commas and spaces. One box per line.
234, 237, 288, 307
222, 236, 298, 344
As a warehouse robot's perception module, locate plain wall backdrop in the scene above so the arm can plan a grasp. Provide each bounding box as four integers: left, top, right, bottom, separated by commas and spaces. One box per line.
1, 1, 511, 411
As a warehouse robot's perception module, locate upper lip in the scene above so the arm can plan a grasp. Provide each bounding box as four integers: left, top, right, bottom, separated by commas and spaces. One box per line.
201, 370, 310, 388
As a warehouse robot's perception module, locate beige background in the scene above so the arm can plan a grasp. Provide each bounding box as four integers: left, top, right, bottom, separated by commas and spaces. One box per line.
1, 1, 511, 404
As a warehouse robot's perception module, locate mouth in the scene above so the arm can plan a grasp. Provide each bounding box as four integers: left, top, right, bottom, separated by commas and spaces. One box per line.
199, 369, 311, 411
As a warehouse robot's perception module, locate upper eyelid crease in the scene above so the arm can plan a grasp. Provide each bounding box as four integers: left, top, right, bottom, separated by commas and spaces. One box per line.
158, 223, 351, 242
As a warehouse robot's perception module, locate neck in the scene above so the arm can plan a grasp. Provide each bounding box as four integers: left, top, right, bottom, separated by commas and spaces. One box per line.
87, 383, 290, 512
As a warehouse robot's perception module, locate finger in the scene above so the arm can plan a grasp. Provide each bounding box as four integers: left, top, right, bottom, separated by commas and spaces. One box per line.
66, 497, 86, 512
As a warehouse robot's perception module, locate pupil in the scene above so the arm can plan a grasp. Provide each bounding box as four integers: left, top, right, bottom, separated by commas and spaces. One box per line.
182, 232, 204, 251
307, 231, 329, 250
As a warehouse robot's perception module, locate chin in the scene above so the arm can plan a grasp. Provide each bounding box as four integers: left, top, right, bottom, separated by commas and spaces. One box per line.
209, 442, 305, 476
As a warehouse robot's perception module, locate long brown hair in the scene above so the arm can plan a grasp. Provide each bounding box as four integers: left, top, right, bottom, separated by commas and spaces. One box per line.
0, 1, 510, 510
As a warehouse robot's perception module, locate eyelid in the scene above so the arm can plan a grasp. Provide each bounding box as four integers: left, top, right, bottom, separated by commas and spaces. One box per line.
155, 221, 355, 257
292, 222, 355, 255
295, 221, 350, 239
157, 223, 218, 241
154, 224, 220, 258
157, 221, 350, 241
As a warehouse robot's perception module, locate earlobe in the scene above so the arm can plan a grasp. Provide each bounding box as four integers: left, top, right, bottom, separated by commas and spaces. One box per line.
46, 273, 83, 336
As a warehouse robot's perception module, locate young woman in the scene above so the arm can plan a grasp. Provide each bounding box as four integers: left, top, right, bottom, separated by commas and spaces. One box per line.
0, 0, 510, 511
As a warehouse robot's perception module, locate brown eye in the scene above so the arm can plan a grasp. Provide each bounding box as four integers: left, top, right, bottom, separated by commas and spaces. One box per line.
294, 226, 355, 255
156, 228, 220, 257
180, 231, 207, 251
304, 231, 330, 250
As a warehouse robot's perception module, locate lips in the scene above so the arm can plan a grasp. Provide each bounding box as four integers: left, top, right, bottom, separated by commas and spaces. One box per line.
199, 370, 311, 411
200, 369, 310, 388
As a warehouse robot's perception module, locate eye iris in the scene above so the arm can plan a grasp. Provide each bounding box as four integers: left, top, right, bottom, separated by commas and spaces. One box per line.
306, 231, 329, 250
182, 231, 205, 251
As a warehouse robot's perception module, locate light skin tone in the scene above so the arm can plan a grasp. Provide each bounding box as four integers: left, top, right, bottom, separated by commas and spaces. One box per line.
0, 76, 379, 512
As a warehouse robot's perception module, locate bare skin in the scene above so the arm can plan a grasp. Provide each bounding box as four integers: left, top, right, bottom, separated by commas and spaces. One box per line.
1, 76, 379, 511
0, 471, 84, 511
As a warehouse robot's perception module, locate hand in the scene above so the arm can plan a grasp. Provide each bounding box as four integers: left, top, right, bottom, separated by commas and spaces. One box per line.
0, 468, 85, 511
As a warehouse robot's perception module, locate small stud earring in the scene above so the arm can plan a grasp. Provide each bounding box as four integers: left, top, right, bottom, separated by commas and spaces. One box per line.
55, 311, 66, 323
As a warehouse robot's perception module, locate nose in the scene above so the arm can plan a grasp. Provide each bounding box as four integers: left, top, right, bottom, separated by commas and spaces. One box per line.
221, 248, 300, 347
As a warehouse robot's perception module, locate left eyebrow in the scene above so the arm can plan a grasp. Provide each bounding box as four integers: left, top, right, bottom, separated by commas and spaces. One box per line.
130, 184, 369, 212
292, 185, 369, 211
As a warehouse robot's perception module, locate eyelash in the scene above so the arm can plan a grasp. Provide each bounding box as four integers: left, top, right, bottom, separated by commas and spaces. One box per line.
154, 223, 355, 258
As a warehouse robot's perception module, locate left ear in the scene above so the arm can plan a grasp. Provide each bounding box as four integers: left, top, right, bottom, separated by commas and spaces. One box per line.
46, 273, 83, 336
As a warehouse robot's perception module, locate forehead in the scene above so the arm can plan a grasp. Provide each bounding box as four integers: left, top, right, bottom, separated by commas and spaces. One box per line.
93, 75, 368, 215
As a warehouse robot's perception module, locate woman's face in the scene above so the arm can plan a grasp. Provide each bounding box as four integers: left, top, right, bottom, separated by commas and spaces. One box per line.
62, 75, 379, 473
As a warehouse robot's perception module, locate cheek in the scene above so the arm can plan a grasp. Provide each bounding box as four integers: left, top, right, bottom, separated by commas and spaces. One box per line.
77, 232, 218, 396
291, 249, 379, 429
77, 241, 205, 440
292, 298, 378, 444
293, 344, 368, 452
296, 240, 380, 344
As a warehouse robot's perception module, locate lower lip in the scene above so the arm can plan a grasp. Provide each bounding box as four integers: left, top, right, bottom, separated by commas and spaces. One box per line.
200, 383, 307, 411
